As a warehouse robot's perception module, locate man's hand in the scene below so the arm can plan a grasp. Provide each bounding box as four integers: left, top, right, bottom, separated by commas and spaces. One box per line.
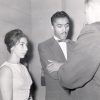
47, 60, 63, 73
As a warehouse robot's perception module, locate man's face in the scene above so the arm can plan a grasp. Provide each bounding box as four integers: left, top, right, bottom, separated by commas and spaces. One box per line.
52, 17, 69, 40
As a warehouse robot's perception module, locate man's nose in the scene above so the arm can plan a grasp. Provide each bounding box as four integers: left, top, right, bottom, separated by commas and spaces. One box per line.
62, 26, 66, 32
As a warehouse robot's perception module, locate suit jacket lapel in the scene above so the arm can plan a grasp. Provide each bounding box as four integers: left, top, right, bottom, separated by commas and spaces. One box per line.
49, 37, 66, 62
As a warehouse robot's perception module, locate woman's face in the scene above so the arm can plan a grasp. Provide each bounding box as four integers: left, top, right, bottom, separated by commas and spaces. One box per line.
12, 37, 28, 59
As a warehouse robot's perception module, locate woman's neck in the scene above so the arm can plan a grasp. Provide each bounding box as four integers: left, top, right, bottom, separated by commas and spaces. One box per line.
8, 54, 20, 64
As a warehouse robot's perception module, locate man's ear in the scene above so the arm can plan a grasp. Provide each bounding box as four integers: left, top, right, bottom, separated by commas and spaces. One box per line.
51, 26, 53, 30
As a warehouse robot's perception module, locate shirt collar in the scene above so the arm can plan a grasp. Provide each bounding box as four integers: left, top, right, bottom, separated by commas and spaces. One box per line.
54, 36, 60, 41
54, 36, 68, 43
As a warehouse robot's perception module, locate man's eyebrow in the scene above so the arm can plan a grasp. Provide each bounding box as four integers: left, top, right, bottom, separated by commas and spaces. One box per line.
19, 42, 26, 44
57, 24, 62, 25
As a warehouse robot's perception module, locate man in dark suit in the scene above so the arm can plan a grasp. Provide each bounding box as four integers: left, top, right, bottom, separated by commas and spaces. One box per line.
46, 0, 100, 100
38, 11, 74, 100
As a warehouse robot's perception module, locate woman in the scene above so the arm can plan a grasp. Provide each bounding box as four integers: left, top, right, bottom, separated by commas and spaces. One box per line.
0, 29, 32, 100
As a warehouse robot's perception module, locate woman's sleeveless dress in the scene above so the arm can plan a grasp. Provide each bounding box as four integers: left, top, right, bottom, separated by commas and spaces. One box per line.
0, 61, 32, 100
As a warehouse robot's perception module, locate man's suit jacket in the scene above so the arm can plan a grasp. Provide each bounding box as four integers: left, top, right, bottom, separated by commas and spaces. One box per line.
57, 22, 100, 100
38, 37, 75, 100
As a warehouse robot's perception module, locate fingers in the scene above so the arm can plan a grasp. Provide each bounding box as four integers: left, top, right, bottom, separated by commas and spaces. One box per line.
47, 66, 55, 73
47, 64, 58, 73
47, 63, 55, 73
47, 60, 64, 73
47, 63, 59, 73
47, 63, 53, 67
47, 60, 56, 73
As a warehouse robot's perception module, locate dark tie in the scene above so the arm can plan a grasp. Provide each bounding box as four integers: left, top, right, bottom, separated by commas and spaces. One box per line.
58, 39, 66, 42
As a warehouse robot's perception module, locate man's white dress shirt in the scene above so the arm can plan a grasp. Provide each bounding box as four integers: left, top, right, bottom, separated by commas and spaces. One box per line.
54, 36, 67, 60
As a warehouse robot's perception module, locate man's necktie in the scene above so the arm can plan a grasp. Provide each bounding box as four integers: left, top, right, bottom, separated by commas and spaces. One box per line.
58, 39, 66, 42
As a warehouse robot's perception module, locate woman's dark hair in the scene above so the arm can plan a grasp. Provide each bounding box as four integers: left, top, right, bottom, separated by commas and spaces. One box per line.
4, 29, 28, 53
51, 11, 70, 25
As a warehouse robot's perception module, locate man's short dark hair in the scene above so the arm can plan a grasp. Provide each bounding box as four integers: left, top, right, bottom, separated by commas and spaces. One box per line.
51, 11, 70, 25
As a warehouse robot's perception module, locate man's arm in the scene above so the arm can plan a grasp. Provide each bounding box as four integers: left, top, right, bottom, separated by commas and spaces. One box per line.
57, 27, 100, 89
47, 31, 100, 90
58, 51, 100, 89
47, 48, 99, 89
38, 44, 62, 79
47, 60, 63, 73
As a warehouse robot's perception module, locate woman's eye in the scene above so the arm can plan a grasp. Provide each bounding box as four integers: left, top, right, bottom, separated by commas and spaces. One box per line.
20, 44, 24, 46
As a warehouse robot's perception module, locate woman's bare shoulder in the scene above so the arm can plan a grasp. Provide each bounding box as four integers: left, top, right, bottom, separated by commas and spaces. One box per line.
0, 65, 13, 80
